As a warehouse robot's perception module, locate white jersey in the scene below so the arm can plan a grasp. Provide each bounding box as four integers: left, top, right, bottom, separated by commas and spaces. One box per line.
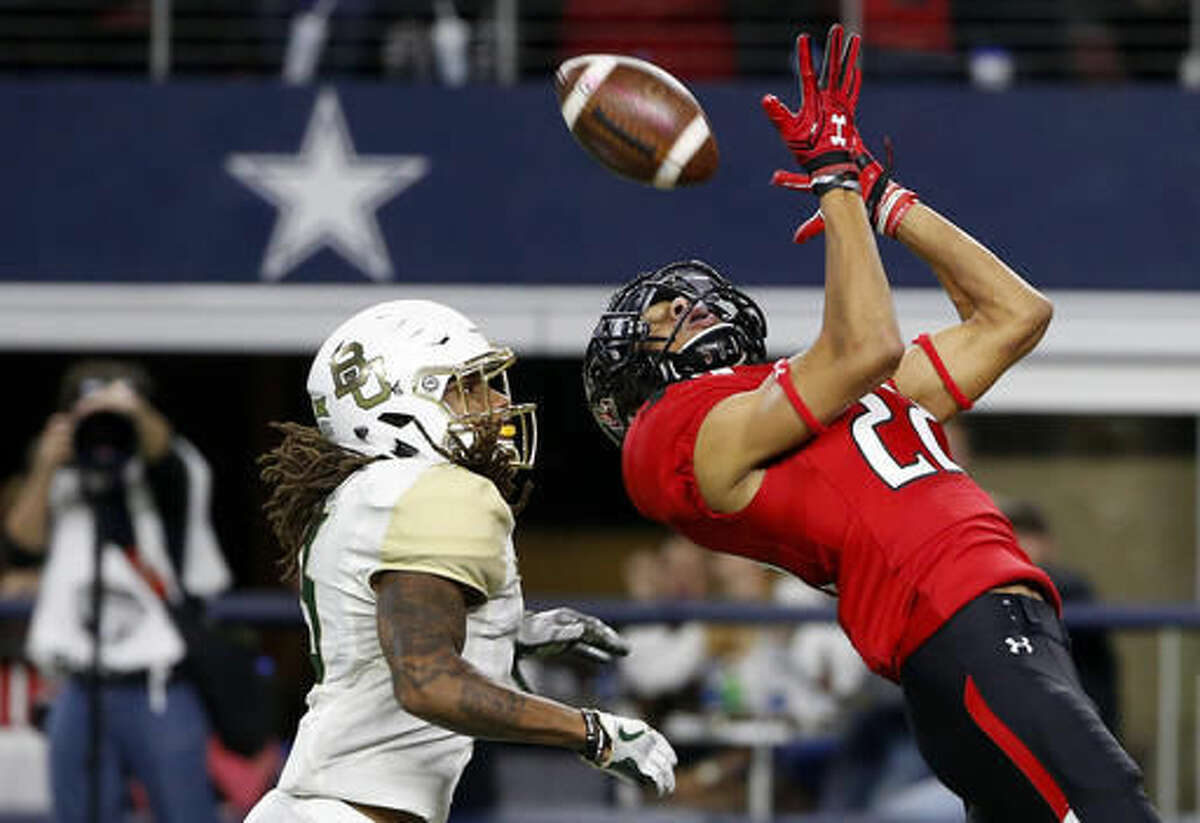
276, 456, 524, 823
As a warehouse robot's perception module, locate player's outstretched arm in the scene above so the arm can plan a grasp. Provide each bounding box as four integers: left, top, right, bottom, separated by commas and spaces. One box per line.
374, 570, 676, 795
693, 27, 903, 513
888, 203, 1052, 421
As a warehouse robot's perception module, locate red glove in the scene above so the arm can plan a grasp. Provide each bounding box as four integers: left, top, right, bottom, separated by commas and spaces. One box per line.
773, 137, 920, 244
762, 24, 862, 198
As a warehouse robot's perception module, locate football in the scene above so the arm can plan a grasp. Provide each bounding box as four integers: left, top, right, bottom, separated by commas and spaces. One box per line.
554, 54, 719, 189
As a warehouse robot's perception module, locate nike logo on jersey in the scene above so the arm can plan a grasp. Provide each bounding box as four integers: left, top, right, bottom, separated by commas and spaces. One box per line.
618, 725, 646, 742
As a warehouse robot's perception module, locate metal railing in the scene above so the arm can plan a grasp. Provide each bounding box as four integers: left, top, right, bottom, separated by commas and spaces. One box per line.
1, 592, 1197, 818
0, 0, 1195, 85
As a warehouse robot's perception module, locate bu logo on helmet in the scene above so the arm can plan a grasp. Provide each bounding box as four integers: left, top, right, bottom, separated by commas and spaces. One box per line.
330, 341, 391, 410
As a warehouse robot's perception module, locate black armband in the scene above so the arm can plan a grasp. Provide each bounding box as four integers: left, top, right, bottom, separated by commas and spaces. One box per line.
580, 708, 608, 764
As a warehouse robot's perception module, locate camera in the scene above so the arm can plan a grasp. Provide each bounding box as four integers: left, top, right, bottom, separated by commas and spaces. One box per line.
73, 410, 137, 472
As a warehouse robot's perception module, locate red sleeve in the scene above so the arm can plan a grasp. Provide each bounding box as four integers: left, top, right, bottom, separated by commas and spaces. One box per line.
913, 333, 973, 411
621, 384, 720, 524
621, 366, 773, 525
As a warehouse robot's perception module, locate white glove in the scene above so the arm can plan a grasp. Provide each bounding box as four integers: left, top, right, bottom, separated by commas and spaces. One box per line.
581, 709, 677, 796
516, 608, 630, 664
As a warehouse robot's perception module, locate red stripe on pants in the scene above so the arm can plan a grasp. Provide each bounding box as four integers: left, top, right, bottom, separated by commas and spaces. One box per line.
964, 675, 1069, 820
0, 664, 10, 726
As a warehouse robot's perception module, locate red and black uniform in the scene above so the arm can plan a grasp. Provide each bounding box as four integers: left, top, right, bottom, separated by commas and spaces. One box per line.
623, 355, 1158, 822
624, 361, 1056, 680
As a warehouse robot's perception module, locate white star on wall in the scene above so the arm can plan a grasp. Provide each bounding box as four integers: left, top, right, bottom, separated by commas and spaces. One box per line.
226, 88, 430, 281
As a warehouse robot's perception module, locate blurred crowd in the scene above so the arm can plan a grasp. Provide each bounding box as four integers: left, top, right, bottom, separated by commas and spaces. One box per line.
0, 0, 1192, 85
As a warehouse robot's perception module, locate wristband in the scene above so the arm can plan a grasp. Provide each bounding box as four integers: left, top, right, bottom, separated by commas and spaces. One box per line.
913, 334, 973, 411
858, 147, 918, 238
806, 152, 860, 198
771, 359, 827, 435
580, 708, 607, 764
875, 183, 918, 237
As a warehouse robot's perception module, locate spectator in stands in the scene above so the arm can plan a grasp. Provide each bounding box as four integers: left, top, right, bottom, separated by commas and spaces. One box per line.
703, 554, 870, 813
0, 476, 41, 598
620, 534, 870, 812
560, 0, 736, 80
618, 534, 712, 721
1000, 497, 1121, 735
951, 0, 1185, 84
0, 471, 53, 815
728, 2, 835, 76
1067, 0, 1189, 83
707, 553, 867, 729
1, 359, 231, 823
864, 0, 961, 82
618, 541, 764, 812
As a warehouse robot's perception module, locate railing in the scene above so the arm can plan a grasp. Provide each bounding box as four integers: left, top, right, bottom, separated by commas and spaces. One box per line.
1, 592, 1197, 818
0, 0, 1195, 85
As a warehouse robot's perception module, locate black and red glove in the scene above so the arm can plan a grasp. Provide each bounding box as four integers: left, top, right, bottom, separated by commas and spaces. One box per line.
773, 136, 920, 244
762, 24, 863, 198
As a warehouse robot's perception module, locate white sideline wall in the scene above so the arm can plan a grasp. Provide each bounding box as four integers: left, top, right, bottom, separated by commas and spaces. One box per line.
1, 285, 1199, 414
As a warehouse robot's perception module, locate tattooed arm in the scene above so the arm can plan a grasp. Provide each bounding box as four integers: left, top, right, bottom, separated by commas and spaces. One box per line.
374, 570, 587, 748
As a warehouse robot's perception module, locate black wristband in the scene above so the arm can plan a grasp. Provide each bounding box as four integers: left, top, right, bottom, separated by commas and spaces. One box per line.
580, 708, 607, 764
811, 172, 861, 197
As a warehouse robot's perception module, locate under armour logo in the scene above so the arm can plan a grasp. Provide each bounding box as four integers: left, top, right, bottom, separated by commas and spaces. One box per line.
830, 114, 847, 146
1005, 635, 1034, 655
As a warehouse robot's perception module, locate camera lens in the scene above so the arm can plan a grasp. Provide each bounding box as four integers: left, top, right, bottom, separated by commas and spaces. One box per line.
73, 411, 137, 471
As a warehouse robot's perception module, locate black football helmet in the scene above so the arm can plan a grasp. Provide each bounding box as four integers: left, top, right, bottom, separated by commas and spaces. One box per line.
583, 260, 767, 446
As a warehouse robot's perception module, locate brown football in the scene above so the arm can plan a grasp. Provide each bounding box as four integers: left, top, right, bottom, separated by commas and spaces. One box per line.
554, 54, 719, 188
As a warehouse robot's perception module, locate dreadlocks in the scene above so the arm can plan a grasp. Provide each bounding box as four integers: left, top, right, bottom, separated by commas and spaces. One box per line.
418, 417, 533, 516
261, 418, 532, 582
259, 421, 380, 582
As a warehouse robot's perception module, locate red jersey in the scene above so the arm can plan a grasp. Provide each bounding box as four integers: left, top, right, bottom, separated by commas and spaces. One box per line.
622, 362, 1059, 680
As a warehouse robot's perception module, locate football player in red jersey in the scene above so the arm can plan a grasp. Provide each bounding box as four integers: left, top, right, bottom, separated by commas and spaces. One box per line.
582, 24, 1159, 823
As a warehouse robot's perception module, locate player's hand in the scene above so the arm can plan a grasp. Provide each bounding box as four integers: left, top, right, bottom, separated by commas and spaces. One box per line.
762, 24, 862, 197
582, 709, 677, 796
516, 607, 630, 664
772, 137, 920, 244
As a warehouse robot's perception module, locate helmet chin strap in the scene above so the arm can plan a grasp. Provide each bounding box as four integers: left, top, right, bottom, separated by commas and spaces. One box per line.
662, 323, 749, 380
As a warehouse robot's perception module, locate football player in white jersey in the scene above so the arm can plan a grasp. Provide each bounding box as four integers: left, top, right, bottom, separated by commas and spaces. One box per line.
246, 300, 676, 823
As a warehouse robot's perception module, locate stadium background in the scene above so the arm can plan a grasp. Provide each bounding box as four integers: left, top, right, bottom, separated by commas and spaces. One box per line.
0, 1, 1198, 820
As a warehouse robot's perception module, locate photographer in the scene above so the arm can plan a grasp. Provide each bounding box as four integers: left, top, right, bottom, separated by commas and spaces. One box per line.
2, 360, 230, 823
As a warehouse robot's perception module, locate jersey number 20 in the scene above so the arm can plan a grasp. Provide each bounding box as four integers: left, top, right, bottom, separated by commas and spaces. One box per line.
851, 392, 962, 489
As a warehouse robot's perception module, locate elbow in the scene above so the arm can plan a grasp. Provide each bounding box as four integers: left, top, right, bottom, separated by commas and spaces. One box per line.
1008, 292, 1053, 354
1029, 293, 1054, 340
851, 334, 905, 386
820, 330, 904, 393
877, 337, 907, 378
392, 674, 449, 724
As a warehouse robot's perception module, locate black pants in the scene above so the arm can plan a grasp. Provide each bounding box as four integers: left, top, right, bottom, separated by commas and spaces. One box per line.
900, 593, 1159, 822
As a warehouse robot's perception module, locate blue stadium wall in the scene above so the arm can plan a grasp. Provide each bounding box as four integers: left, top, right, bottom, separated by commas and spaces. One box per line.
2, 81, 1197, 290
